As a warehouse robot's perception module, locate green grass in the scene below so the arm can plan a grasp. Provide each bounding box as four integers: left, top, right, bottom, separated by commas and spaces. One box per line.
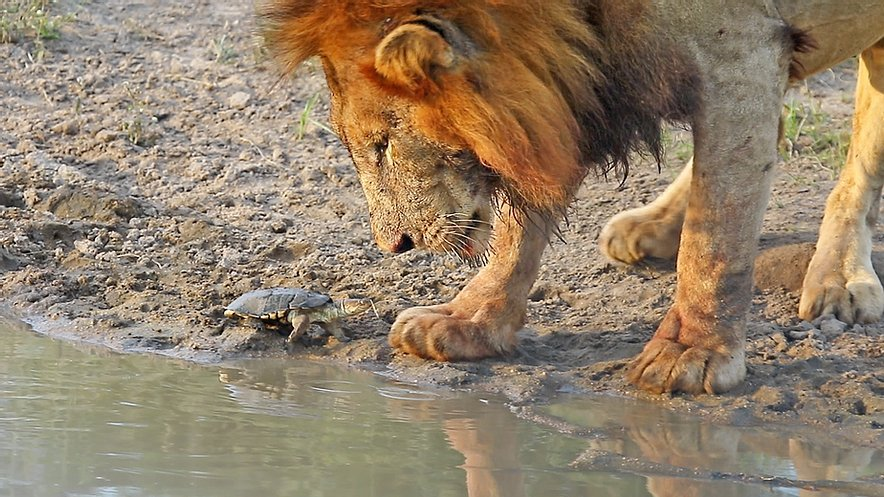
121, 83, 158, 146
211, 33, 238, 64
661, 93, 849, 180
782, 94, 850, 177
0, 0, 74, 44
294, 93, 335, 140
661, 127, 693, 167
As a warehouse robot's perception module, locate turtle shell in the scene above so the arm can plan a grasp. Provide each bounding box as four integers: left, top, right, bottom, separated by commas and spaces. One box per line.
225, 288, 331, 319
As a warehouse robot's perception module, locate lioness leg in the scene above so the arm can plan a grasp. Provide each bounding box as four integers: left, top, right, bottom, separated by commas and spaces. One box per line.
799, 40, 884, 324
628, 23, 789, 394
389, 208, 549, 360
600, 160, 691, 264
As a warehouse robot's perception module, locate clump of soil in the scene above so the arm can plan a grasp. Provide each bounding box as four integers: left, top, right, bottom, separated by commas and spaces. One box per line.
1, 0, 880, 446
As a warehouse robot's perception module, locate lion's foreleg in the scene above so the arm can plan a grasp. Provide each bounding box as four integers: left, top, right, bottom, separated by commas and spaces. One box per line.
389, 208, 550, 361
628, 24, 790, 394
799, 40, 884, 324
600, 159, 692, 264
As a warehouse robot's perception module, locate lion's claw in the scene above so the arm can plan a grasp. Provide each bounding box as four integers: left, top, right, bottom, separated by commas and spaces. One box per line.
799, 269, 884, 324
600, 210, 681, 264
389, 305, 515, 361
628, 338, 745, 395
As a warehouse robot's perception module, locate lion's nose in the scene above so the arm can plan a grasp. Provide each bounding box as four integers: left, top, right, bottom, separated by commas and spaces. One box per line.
390, 233, 415, 254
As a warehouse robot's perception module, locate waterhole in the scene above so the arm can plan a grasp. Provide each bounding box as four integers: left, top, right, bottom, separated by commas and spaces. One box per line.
1, 318, 880, 497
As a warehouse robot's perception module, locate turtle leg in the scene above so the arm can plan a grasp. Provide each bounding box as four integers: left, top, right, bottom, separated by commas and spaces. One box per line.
322, 321, 350, 343
286, 314, 311, 352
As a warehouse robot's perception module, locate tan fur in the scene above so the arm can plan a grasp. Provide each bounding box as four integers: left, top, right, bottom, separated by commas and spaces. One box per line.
600, 159, 692, 264
263, 0, 884, 394
799, 40, 884, 323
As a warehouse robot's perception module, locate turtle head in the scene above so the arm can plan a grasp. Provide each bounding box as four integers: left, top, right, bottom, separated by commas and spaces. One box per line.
339, 298, 376, 317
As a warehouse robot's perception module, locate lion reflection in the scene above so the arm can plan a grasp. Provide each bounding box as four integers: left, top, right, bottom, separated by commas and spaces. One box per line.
218, 365, 878, 497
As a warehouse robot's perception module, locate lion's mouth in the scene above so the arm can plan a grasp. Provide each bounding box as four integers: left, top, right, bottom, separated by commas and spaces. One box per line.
444, 210, 493, 265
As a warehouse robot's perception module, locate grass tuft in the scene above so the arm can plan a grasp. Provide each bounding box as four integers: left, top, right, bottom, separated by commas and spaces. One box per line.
782, 94, 850, 177
295, 93, 335, 140
1, 0, 74, 44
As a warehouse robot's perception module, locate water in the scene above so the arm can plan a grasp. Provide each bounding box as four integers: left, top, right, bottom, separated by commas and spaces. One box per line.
0, 318, 881, 497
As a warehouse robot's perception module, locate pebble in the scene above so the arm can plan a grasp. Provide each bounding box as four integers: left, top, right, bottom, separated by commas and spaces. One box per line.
51, 119, 80, 135
55, 164, 85, 184
96, 129, 119, 143
219, 248, 243, 269
74, 239, 100, 256
815, 316, 848, 335
227, 91, 251, 109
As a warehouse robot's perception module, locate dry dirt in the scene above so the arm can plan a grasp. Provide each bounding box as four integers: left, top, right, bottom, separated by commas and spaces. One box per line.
1, 0, 882, 446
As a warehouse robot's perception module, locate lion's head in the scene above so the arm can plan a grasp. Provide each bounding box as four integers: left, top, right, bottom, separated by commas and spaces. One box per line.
262, 0, 697, 259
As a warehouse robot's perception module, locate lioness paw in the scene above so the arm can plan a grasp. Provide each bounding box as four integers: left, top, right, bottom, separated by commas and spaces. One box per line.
389, 305, 516, 361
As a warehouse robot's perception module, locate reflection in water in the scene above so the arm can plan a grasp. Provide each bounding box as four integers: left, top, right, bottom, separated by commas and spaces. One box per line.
547, 397, 884, 497
1, 319, 881, 497
0, 323, 628, 497
214, 361, 641, 497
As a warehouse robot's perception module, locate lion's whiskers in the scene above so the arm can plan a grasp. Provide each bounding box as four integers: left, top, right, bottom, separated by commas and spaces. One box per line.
429, 211, 497, 267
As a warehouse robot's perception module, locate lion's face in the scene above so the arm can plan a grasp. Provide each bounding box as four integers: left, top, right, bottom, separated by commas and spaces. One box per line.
325, 65, 495, 259
264, 2, 606, 258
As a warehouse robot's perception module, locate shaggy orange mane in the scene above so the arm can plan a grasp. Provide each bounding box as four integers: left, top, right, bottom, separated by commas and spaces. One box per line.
261, 0, 698, 211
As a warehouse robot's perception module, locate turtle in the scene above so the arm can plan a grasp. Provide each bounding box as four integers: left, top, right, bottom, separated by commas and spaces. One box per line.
223, 287, 373, 348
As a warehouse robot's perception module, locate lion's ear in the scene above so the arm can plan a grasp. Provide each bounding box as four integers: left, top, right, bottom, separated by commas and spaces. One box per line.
374, 20, 462, 97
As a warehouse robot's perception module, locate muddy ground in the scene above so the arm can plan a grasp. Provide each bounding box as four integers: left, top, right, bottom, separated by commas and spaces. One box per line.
1, 0, 881, 446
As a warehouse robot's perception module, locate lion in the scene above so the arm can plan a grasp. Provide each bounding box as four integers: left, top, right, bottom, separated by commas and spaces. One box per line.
261, 0, 884, 394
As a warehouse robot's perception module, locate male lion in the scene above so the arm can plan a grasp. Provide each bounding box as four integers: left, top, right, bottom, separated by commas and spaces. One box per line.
262, 0, 884, 394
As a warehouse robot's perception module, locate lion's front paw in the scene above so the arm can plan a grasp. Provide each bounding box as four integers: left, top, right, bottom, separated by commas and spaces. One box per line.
799, 255, 884, 324
389, 304, 517, 361
627, 338, 746, 394
599, 207, 682, 265
627, 307, 746, 394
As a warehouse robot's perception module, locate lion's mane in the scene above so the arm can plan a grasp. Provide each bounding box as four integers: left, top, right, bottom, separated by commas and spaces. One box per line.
261, 0, 700, 212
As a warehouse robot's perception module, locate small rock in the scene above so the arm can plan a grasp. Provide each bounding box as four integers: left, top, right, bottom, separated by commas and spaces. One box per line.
219, 248, 244, 269
51, 119, 80, 136
169, 58, 185, 74
227, 91, 251, 109
74, 239, 100, 257
54, 164, 85, 184
770, 332, 789, 353
815, 316, 848, 335
96, 129, 119, 143
271, 147, 286, 162
848, 400, 867, 416
0, 189, 24, 208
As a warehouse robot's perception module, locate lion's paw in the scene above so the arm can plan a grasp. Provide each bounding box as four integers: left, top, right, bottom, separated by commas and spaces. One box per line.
799, 260, 884, 324
389, 305, 516, 361
599, 207, 682, 265
627, 338, 746, 395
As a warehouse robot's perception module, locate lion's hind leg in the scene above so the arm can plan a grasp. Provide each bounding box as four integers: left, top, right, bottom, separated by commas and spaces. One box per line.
599, 160, 691, 265
799, 40, 884, 324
